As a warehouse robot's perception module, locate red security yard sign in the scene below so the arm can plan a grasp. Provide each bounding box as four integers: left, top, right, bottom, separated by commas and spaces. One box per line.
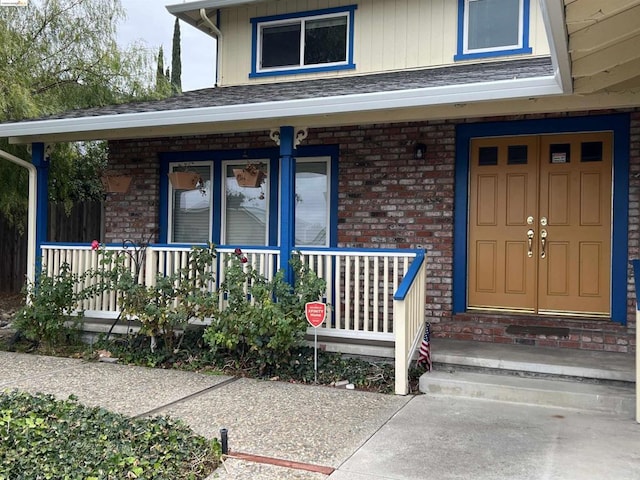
306, 301, 326, 383
305, 301, 326, 328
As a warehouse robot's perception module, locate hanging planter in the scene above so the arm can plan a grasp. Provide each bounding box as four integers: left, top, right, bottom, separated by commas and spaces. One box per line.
233, 164, 265, 188
101, 175, 132, 193
168, 171, 201, 190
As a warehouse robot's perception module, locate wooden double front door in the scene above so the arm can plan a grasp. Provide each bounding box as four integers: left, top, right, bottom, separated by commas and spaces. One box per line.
468, 133, 612, 317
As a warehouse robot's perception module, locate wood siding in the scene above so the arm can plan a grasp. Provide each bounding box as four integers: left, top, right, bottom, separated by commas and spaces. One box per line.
219, 0, 550, 86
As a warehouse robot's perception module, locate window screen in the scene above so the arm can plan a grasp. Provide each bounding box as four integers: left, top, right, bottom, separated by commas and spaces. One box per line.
170, 164, 212, 243
295, 160, 329, 246
224, 163, 269, 246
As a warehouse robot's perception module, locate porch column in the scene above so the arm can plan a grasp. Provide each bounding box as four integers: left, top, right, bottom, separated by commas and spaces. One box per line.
31, 142, 49, 267
278, 126, 296, 284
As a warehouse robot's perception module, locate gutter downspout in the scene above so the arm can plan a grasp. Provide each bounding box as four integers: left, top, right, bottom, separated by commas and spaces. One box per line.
0, 149, 37, 287
200, 8, 222, 86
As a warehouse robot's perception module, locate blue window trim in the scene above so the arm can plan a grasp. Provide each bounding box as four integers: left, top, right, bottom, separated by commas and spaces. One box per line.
249, 5, 357, 79
454, 0, 532, 61
159, 145, 340, 249
454, 114, 630, 324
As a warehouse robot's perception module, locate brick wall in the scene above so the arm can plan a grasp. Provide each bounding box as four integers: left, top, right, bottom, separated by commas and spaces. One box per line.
105, 110, 637, 353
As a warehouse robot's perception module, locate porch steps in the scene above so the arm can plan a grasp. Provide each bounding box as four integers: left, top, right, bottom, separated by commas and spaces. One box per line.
420, 339, 636, 416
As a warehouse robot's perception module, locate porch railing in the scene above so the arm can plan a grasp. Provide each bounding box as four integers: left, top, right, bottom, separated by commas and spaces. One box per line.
40, 242, 427, 395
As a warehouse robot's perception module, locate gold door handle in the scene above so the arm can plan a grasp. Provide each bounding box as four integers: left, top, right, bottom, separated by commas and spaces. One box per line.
527, 229, 534, 258
540, 229, 547, 259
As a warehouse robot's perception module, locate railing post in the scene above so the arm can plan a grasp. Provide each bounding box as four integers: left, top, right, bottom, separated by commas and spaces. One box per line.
394, 299, 409, 395
145, 247, 156, 287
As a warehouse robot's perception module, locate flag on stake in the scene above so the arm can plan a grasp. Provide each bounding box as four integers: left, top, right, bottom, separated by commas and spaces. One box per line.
417, 322, 432, 371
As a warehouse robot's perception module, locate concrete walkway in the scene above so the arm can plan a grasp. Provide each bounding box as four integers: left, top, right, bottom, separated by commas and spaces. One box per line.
1, 351, 639, 479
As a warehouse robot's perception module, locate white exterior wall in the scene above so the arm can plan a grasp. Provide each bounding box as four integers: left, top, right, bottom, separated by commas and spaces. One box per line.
219, 0, 550, 86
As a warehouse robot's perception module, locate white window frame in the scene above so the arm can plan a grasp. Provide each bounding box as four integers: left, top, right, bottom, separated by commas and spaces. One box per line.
221, 159, 270, 246
167, 161, 213, 244
257, 12, 349, 73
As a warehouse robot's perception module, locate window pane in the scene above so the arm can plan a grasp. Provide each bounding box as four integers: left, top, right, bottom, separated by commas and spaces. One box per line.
296, 161, 328, 246
261, 23, 301, 68
171, 165, 211, 243
224, 164, 268, 245
304, 16, 347, 65
468, 0, 520, 50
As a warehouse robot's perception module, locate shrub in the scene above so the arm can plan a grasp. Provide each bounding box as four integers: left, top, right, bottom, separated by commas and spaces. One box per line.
14, 263, 86, 348
203, 251, 326, 374
95, 243, 219, 352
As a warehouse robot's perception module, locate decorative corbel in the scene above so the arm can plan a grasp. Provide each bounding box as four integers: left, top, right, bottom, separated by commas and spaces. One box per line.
294, 127, 308, 147
269, 129, 281, 146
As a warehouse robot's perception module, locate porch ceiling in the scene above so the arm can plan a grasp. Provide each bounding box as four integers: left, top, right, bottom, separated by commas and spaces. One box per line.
566, 0, 640, 93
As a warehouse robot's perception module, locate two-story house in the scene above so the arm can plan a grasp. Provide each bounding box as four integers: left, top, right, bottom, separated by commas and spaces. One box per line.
1, 0, 639, 394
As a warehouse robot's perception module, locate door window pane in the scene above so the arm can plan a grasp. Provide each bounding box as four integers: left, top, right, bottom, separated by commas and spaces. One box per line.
170, 164, 211, 243
224, 163, 269, 245
296, 160, 329, 246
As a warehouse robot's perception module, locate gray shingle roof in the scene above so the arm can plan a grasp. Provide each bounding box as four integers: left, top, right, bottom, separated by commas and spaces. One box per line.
27, 57, 553, 122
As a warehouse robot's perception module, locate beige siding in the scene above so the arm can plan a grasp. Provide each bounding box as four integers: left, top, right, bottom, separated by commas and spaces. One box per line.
219, 0, 550, 86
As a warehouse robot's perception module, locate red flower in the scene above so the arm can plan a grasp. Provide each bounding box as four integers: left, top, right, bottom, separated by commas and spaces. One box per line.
234, 248, 242, 255
91, 240, 100, 251
241, 256, 248, 263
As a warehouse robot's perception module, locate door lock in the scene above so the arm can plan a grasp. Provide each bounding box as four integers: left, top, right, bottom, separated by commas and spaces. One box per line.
540, 217, 548, 226
527, 216, 534, 225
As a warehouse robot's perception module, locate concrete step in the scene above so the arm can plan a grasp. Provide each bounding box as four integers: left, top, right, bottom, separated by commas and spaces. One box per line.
419, 340, 636, 416
419, 369, 635, 416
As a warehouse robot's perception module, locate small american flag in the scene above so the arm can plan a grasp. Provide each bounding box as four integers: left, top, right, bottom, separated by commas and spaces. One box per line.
417, 322, 432, 371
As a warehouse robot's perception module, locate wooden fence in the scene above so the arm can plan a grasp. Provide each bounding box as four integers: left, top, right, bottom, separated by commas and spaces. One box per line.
0, 201, 102, 293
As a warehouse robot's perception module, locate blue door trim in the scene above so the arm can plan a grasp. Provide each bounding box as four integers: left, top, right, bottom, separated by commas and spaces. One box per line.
454, 113, 630, 324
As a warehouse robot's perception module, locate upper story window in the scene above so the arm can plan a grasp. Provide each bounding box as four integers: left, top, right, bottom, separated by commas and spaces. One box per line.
250, 5, 357, 78
454, 0, 532, 61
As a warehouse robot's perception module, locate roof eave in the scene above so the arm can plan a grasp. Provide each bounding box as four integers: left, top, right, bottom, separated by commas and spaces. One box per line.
538, 0, 572, 93
2, 75, 563, 144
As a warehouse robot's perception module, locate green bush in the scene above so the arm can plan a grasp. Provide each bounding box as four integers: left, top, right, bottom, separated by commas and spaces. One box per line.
0, 390, 219, 479
203, 251, 326, 374
14, 263, 86, 348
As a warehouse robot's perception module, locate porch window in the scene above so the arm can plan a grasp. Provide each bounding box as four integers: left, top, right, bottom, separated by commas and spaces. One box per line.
169, 163, 212, 243
295, 159, 330, 247
222, 162, 269, 246
250, 5, 356, 78
454, 0, 532, 60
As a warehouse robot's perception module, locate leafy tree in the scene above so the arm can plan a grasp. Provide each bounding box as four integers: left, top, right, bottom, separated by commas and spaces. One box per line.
171, 18, 182, 93
0, 0, 165, 226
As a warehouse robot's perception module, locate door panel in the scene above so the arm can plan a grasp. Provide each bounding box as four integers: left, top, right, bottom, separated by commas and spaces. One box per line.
468, 133, 612, 317
538, 133, 611, 316
468, 137, 538, 312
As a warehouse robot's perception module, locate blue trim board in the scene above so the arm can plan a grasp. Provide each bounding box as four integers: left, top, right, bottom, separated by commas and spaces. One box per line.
158, 160, 169, 244
249, 5, 357, 78
454, 114, 631, 324
455, 0, 531, 61
279, 126, 296, 284
32, 142, 49, 265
